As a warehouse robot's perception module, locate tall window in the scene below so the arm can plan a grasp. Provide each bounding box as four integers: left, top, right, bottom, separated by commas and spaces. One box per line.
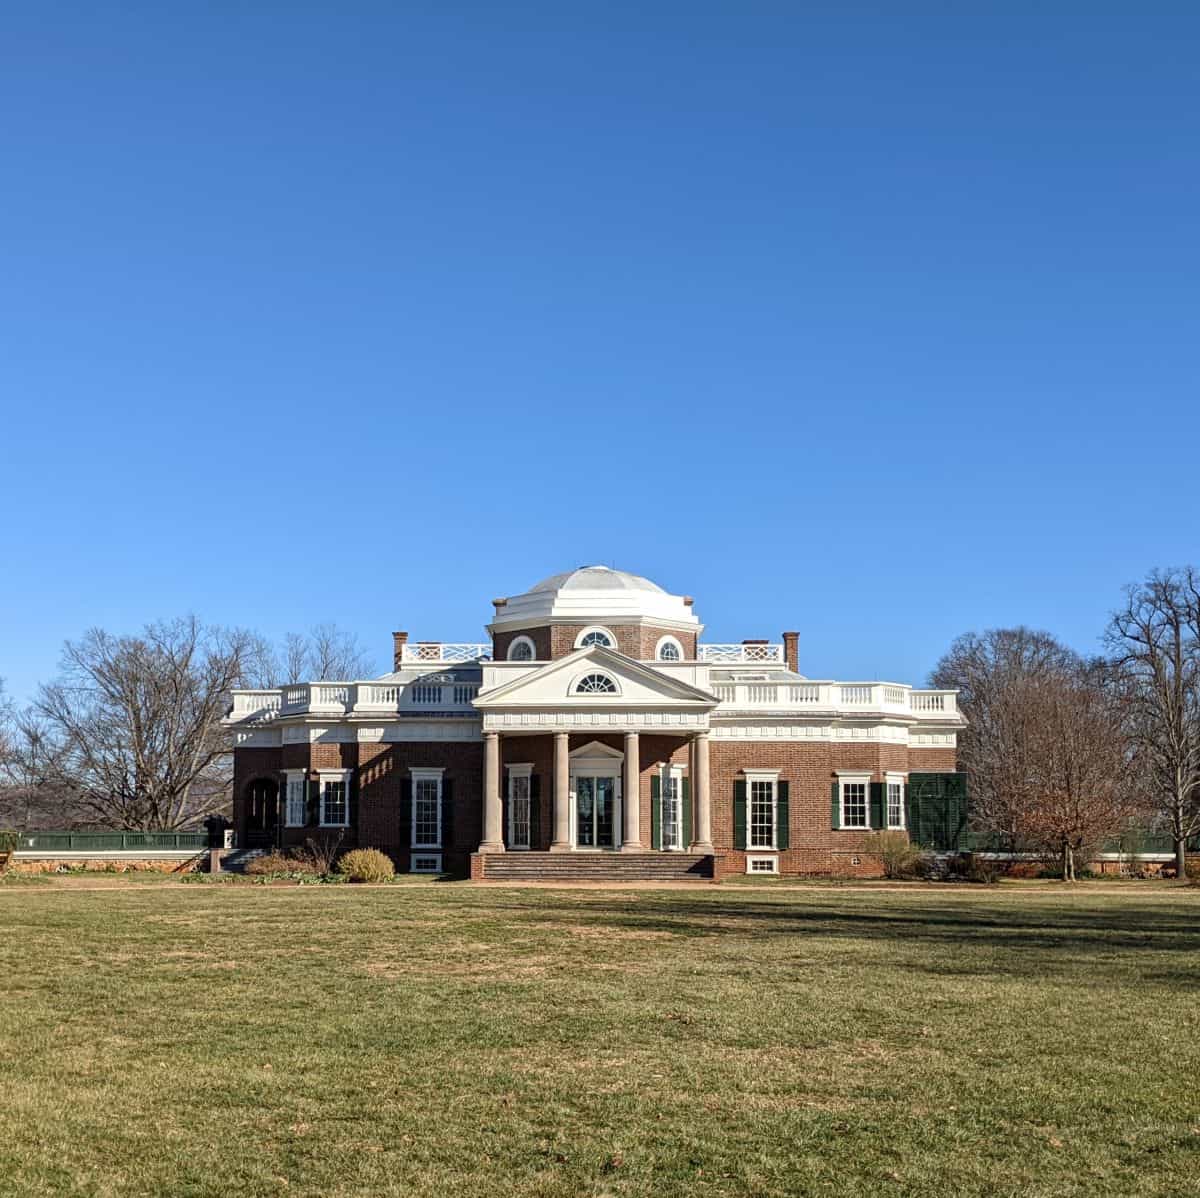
509, 770, 531, 849
575, 673, 617, 694
749, 778, 776, 849
320, 775, 349, 826
887, 779, 905, 829
412, 773, 442, 848
841, 781, 868, 828
661, 769, 683, 850
285, 774, 306, 827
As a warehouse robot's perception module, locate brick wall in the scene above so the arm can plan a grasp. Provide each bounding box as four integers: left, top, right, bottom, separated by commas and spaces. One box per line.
492, 624, 698, 662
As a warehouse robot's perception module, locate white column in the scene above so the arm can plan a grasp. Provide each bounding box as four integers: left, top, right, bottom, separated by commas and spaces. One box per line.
689, 730, 714, 853
479, 731, 504, 852
621, 731, 642, 850
550, 731, 571, 851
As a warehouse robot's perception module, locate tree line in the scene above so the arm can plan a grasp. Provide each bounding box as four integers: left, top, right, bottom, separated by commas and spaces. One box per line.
0, 618, 375, 832
933, 567, 1200, 879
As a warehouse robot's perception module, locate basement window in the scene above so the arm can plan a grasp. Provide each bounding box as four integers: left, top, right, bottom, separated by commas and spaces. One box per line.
411, 853, 442, 874
746, 855, 779, 875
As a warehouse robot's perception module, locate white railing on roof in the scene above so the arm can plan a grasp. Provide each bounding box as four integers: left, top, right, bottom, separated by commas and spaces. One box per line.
401, 643, 492, 663
230, 680, 487, 719
708, 683, 957, 717
230, 691, 282, 718
698, 643, 784, 663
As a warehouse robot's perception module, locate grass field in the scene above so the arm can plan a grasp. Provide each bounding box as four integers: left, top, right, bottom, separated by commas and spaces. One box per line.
1, 880, 1198, 1197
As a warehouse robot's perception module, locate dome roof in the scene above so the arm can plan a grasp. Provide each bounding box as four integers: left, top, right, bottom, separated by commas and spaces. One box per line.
529, 566, 667, 595
492, 565, 701, 631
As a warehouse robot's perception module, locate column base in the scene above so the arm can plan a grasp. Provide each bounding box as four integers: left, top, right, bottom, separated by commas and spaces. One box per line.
620, 841, 646, 852
688, 841, 715, 854
548, 842, 573, 853
477, 841, 506, 854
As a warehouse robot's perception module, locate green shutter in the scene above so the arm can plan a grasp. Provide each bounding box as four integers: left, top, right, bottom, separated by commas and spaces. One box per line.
869, 782, 885, 831
831, 781, 841, 830
441, 779, 454, 849
733, 781, 747, 850
530, 775, 541, 849
903, 783, 912, 835
399, 778, 413, 849
776, 781, 789, 850
650, 774, 662, 850
907, 773, 970, 851
307, 778, 320, 827
682, 778, 693, 848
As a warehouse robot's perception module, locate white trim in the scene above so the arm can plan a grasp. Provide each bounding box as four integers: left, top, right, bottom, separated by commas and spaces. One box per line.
837, 772, 871, 830
410, 768, 444, 850
507, 635, 537, 662
885, 771, 907, 830
745, 771, 779, 850
506, 763, 534, 850
745, 854, 780, 876
574, 626, 617, 650
317, 769, 352, 827
410, 852, 443, 874
659, 764, 686, 851
655, 635, 685, 662
283, 769, 307, 827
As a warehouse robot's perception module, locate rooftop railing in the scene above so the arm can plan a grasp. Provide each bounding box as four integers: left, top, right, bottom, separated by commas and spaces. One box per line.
401, 643, 492, 663
697, 643, 784, 663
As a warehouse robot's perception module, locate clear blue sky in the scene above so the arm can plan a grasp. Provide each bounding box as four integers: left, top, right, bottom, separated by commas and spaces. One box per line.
2, 3, 1198, 701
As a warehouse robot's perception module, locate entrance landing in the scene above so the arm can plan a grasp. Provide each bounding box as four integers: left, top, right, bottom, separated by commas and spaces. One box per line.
473, 851, 712, 883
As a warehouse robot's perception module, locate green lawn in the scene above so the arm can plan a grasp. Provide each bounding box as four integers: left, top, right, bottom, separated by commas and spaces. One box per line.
1, 881, 1198, 1197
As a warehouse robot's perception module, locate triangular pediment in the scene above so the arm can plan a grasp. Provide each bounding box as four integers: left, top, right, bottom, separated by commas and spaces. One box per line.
473, 645, 718, 709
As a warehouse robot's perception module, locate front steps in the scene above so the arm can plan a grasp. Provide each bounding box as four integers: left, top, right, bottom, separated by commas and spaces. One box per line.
477, 851, 712, 882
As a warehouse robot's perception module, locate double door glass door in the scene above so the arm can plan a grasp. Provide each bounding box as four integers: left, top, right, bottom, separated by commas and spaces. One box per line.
575, 775, 616, 848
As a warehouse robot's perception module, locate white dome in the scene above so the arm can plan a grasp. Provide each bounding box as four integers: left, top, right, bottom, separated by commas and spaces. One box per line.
492, 565, 701, 631
529, 566, 667, 595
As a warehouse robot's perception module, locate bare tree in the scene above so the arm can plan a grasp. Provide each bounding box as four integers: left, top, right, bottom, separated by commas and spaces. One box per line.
1105, 568, 1200, 878
931, 628, 1079, 847
35, 617, 258, 829
240, 624, 376, 687
0, 707, 84, 830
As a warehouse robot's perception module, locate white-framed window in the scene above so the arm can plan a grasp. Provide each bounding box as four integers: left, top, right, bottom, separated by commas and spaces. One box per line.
575, 626, 615, 650
411, 768, 444, 849
745, 769, 779, 850
574, 672, 618, 694
284, 770, 307, 827
318, 770, 352, 827
660, 765, 685, 850
508, 764, 533, 849
656, 635, 684, 662
746, 854, 779, 875
886, 773, 906, 829
837, 772, 870, 829
507, 635, 536, 662
411, 853, 442, 874
410, 684, 441, 705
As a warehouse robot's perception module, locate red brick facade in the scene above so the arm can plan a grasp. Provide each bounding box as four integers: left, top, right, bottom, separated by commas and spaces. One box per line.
491, 623, 698, 663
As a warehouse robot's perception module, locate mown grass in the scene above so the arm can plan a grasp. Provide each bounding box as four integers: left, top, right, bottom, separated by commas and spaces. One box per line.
0, 881, 1197, 1197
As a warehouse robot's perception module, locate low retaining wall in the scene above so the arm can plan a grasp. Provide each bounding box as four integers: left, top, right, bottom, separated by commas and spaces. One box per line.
9, 851, 206, 875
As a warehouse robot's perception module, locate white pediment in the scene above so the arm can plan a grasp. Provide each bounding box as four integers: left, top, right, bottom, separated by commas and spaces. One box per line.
473, 645, 718, 711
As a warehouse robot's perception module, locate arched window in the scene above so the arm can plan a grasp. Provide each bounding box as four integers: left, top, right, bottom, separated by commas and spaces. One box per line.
576, 626, 615, 649
575, 673, 618, 694
507, 636, 535, 662
656, 636, 683, 662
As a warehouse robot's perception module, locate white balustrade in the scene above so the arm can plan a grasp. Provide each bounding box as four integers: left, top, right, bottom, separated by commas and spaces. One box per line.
231, 691, 281, 718
698, 644, 784, 663
838, 685, 872, 705
402, 643, 491, 663
883, 686, 907, 706
911, 691, 955, 714
789, 684, 821, 703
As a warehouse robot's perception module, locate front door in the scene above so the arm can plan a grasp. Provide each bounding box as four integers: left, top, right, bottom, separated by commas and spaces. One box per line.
575, 775, 617, 849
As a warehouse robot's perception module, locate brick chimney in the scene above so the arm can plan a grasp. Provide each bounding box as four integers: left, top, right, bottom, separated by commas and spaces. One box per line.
392, 631, 409, 671
782, 631, 799, 674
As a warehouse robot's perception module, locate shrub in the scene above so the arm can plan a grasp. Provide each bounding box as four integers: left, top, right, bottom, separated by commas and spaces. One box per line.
0, 830, 17, 855
336, 848, 395, 883
244, 851, 297, 876
301, 832, 344, 875
863, 831, 924, 880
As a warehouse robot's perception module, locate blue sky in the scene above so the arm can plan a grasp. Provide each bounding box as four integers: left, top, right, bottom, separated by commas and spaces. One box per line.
2, 3, 1198, 701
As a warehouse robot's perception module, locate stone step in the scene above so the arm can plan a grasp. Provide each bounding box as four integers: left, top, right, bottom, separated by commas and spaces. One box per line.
480, 852, 712, 881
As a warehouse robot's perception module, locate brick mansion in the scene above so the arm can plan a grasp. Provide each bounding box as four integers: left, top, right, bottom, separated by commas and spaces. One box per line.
225, 567, 966, 879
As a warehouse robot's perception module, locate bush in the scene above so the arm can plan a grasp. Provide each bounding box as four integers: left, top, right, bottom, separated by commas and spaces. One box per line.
301, 832, 344, 875
863, 831, 924, 879
244, 851, 298, 876
336, 848, 395, 883
0, 830, 17, 855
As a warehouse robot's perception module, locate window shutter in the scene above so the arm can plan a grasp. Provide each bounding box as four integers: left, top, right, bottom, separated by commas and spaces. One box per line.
400, 778, 413, 849
348, 773, 358, 834
903, 783, 913, 837
530, 774, 541, 849
682, 778, 693, 848
869, 782, 885, 830
441, 779, 454, 849
307, 778, 320, 827
831, 781, 841, 830
776, 781, 789, 850
650, 774, 662, 850
733, 781, 747, 850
